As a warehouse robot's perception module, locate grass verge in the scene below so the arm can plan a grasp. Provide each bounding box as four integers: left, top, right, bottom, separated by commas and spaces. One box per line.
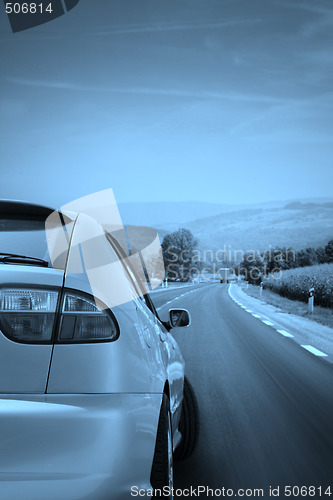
241, 284, 333, 329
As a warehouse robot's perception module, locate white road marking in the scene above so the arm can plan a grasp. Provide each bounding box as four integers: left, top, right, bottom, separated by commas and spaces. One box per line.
228, 284, 331, 360
156, 286, 203, 310
277, 329, 294, 338
301, 345, 328, 357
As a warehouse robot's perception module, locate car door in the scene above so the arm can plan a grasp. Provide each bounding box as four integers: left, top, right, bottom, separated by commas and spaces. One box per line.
106, 226, 184, 405
142, 293, 185, 425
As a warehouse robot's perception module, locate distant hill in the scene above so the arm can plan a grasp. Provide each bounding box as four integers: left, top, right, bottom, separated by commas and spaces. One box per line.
118, 200, 289, 227
176, 203, 333, 253
119, 199, 333, 253
119, 198, 333, 227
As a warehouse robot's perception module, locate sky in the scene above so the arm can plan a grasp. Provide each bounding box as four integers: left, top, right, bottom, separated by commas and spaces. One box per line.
0, 0, 332, 209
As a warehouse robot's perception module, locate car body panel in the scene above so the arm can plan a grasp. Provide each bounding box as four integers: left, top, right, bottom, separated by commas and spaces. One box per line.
0, 265, 64, 393
135, 298, 185, 429
0, 393, 162, 500
47, 300, 166, 394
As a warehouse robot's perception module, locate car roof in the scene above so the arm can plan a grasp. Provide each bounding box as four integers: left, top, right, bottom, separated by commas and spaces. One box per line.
0, 199, 58, 219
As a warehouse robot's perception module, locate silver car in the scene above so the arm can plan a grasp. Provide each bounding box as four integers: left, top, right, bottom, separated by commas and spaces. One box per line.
0, 200, 198, 500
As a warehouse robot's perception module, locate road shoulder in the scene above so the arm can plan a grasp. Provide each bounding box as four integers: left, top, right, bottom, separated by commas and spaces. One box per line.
229, 283, 333, 361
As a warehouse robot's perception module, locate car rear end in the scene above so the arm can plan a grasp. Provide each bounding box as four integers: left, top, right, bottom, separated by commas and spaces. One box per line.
0, 201, 163, 500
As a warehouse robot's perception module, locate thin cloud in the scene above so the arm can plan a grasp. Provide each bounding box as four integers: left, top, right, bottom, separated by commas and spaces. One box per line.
93, 18, 262, 36
0, 18, 262, 41
7, 77, 295, 105
274, 1, 333, 15
229, 92, 333, 139
301, 16, 333, 38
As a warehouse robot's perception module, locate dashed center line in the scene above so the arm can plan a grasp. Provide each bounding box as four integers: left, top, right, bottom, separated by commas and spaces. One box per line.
252, 314, 261, 319
262, 320, 275, 326
156, 287, 202, 311
301, 345, 328, 357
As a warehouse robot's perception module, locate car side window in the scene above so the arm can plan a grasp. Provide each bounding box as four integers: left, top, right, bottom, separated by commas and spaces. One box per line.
105, 231, 164, 325
105, 231, 150, 304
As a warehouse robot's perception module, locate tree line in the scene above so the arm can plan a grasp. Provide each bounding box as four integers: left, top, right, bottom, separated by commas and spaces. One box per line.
161, 227, 333, 284
238, 239, 333, 284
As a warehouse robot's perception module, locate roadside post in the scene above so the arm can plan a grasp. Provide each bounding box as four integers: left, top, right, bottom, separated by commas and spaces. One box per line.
260, 282, 263, 297
308, 287, 315, 314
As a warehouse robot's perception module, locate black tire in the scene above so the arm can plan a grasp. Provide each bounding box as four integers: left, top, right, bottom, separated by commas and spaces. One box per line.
174, 376, 199, 461
151, 395, 174, 499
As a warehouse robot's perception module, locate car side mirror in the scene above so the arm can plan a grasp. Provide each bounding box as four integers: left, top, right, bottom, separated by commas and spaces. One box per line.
169, 309, 191, 328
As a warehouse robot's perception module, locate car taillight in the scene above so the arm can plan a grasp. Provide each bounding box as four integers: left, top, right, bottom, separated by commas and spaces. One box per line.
0, 288, 119, 344
0, 288, 58, 342
58, 292, 119, 342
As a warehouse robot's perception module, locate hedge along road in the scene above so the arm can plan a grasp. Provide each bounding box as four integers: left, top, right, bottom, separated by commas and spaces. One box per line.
151, 282, 333, 498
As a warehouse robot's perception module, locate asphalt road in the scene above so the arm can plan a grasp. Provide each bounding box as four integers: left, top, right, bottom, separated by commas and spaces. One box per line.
151, 283, 333, 498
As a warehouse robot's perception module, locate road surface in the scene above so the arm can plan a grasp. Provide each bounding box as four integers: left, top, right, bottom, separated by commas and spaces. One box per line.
151, 283, 333, 498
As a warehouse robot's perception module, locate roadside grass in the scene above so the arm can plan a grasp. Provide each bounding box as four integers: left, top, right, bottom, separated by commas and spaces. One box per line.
241, 284, 333, 329
264, 263, 333, 308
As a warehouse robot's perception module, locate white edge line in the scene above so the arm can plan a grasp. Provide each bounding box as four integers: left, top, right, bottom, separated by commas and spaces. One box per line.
277, 329, 294, 338
301, 345, 328, 357
228, 285, 330, 359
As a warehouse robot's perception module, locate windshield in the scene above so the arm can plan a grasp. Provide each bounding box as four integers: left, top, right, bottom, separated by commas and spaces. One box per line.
1, 219, 53, 267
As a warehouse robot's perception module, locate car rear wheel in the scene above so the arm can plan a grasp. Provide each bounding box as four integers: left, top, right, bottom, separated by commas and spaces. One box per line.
151, 394, 174, 499
174, 376, 199, 461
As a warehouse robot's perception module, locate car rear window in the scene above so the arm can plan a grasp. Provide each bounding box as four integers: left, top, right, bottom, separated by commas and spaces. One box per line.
1, 218, 52, 267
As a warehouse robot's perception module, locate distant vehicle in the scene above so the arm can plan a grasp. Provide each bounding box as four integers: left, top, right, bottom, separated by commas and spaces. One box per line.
0, 200, 199, 500
219, 267, 236, 283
